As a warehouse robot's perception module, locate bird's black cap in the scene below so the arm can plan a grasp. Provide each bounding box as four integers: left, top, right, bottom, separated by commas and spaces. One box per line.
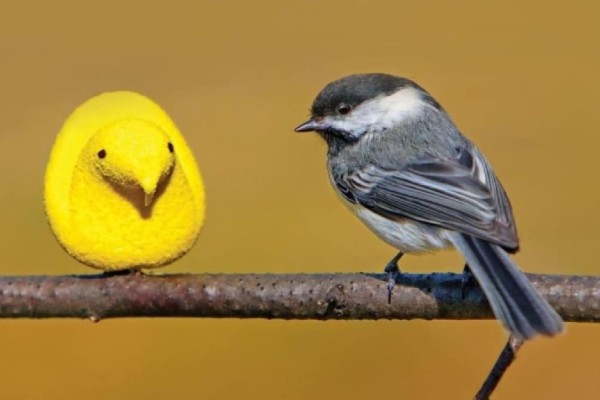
310, 73, 441, 118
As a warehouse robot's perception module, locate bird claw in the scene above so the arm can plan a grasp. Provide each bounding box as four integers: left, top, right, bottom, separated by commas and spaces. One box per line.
384, 252, 403, 304
386, 270, 398, 304
461, 264, 475, 300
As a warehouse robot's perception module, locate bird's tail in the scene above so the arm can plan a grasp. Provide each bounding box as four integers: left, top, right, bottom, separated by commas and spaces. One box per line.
449, 233, 564, 340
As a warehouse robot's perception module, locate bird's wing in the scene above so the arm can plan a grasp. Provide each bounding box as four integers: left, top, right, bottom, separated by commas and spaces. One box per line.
334, 146, 519, 250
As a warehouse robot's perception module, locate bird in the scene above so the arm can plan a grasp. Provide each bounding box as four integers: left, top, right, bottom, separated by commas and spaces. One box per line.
295, 73, 563, 340
45, 91, 205, 271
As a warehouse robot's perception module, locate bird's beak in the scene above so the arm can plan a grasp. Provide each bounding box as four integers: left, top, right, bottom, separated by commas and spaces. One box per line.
144, 190, 155, 207
140, 179, 158, 207
294, 119, 324, 132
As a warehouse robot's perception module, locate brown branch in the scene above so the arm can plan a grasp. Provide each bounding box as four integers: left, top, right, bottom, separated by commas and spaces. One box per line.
0, 272, 596, 321
475, 336, 524, 400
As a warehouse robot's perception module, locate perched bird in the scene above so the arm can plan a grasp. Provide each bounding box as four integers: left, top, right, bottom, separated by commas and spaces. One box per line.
45, 91, 205, 270
295, 73, 563, 340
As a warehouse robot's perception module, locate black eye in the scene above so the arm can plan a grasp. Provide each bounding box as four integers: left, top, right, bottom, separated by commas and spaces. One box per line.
337, 103, 352, 115
97, 149, 106, 159
168, 142, 174, 153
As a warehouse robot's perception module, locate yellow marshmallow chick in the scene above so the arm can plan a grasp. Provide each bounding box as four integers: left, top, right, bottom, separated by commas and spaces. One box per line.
45, 91, 205, 270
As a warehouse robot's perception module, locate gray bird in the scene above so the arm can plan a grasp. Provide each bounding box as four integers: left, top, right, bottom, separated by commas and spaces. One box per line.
295, 73, 563, 340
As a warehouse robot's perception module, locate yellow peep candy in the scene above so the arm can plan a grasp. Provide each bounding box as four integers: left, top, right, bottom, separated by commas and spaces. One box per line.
45, 92, 206, 270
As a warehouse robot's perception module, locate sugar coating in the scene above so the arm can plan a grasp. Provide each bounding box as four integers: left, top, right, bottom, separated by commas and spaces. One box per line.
45, 91, 206, 270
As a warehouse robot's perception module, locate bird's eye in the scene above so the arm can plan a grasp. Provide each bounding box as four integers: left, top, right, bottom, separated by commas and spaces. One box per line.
97, 149, 107, 159
168, 142, 174, 153
337, 103, 352, 115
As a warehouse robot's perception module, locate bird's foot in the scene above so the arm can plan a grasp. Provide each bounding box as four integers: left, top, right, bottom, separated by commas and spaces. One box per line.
461, 264, 475, 300
384, 252, 404, 304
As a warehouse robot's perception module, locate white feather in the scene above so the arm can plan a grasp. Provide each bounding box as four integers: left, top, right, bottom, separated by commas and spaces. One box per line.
473, 151, 488, 184
323, 87, 434, 139
353, 206, 452, 253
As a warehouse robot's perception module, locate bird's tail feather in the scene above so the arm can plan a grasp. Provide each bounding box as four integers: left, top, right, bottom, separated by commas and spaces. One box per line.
450, 233, 564, 340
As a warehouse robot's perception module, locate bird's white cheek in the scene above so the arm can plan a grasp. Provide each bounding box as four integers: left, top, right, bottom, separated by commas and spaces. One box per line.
324, 88, 431, 139
323, 116, 370, 139
365, 88, 429, 128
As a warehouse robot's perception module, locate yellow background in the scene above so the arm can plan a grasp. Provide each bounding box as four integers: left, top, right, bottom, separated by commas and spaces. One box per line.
0, 1, 598, 399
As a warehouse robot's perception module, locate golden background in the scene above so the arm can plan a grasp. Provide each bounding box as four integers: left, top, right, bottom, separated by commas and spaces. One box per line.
0, 1, 598, 399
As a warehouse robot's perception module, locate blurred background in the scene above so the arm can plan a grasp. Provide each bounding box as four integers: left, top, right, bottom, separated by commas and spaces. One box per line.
0, 1, 598, 398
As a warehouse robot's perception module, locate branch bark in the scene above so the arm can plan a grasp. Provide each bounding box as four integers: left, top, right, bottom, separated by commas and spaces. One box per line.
0, 272, 596, 321
475, 335, 524, 400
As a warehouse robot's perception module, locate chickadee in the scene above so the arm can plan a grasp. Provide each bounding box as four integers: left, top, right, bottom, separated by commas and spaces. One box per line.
295, 73, 563, 340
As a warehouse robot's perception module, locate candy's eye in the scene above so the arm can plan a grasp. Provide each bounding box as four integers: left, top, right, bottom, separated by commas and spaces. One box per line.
97, 149, 107, 159
337, 103, 352, 115
168, 142, 174, 153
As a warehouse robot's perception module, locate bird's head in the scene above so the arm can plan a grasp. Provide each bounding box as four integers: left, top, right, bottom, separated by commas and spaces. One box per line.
295, 73, 442, 145
86, 119, 175, 207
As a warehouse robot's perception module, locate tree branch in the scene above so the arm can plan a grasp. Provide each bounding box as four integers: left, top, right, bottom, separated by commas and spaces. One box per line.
0, 272, 596, 321
475, 335, 524, 400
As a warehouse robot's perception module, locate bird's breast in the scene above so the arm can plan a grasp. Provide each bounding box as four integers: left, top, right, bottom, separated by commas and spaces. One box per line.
327, 169, 451, 253
351, 205, 452, 253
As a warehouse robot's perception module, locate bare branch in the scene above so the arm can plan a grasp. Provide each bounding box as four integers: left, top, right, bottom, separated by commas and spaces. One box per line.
475, 336, 524, 400
0, 272, 596, 321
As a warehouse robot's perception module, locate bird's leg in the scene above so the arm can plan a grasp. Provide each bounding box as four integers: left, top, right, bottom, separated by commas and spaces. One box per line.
384, 252, 404, 303
461, 264, 476, 300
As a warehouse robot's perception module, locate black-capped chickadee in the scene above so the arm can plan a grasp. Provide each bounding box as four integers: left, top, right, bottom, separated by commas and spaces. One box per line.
295, 73, 563, 340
